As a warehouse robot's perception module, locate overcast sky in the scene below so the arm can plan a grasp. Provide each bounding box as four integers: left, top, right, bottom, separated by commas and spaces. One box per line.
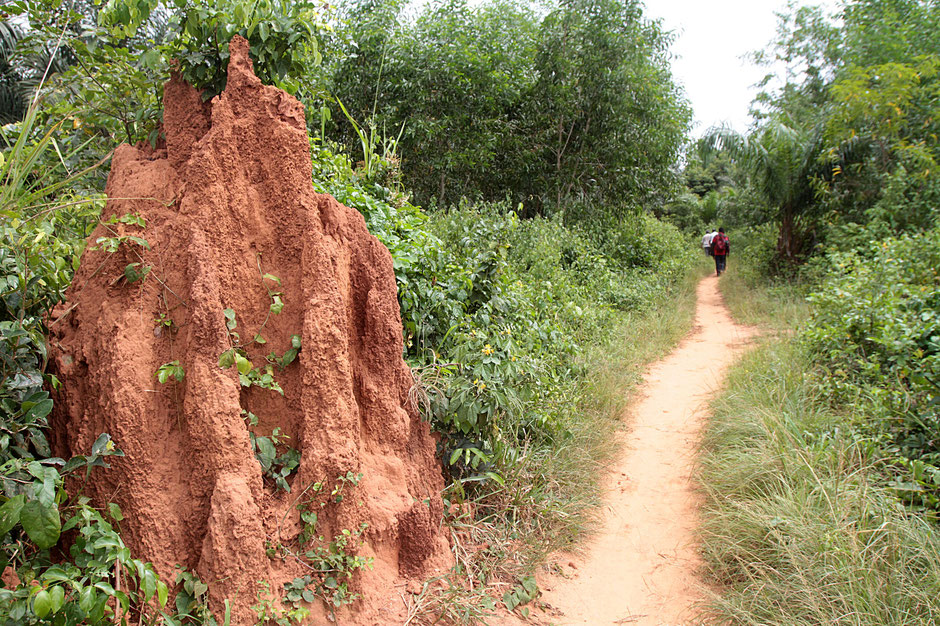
643, 0, 828, 138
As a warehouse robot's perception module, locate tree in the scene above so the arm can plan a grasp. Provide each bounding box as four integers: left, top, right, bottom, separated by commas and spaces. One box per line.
705, 119, 826, 262
331, 0, 541, 206
527, 0, 691, 213
726, 0, 940, 268
329, 0, 691, 214
0, 21, 28, 124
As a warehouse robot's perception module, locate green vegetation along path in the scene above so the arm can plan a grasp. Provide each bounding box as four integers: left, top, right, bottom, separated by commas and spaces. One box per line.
522, 275, 756, 625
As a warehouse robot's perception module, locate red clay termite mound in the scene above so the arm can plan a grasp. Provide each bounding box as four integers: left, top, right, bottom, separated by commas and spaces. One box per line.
50, 36, 452, 623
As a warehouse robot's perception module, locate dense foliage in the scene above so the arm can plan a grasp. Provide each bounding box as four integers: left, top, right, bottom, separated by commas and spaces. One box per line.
804, 230, 940, 511
329, 0, 691, 212
313, 141, 692, 475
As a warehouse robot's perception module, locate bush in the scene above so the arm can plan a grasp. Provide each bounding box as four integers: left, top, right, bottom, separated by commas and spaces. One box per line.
803, 227, 940, 510
733, 223, 786, 283
313, 141, 695, 482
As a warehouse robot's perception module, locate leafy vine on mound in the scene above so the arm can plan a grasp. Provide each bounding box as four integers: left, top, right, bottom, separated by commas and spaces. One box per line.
258, 472, 373, 622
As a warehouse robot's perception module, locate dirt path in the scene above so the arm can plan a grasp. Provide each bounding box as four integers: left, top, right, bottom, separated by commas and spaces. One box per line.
519, 275, 757, 625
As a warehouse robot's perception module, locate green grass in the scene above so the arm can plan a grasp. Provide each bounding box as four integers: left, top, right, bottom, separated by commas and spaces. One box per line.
717, 266, 810, 330
698, 302, 940, 625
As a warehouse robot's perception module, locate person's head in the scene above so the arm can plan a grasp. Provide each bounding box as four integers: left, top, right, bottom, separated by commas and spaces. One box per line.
718, 227, 725, 233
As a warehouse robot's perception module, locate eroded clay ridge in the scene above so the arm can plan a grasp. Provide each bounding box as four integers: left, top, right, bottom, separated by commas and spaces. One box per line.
50, 36, 451, 624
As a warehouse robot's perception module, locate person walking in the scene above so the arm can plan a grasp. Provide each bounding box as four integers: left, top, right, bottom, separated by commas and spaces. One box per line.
702, 228, 717, 256
711, 227, 729, 276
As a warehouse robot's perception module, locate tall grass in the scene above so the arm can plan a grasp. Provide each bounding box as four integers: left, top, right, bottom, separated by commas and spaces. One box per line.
698, 329, 940, 624
717, 266, 810, 330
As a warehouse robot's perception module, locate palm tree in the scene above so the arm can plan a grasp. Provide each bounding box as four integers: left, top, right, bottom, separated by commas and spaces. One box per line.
0, 18, 75, 127
704, 118, 827, 263
0, 20, 28, 124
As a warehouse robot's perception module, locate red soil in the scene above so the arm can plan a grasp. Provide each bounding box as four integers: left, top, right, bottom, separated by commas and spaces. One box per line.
49, 36, 451, 624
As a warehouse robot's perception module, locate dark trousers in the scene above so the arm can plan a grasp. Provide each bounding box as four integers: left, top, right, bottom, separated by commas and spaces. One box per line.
714, 254, 727, 274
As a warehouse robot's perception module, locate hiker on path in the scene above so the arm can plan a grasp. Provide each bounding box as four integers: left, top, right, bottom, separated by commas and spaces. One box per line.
701, 229, 716, 256
712, 228, 729, 276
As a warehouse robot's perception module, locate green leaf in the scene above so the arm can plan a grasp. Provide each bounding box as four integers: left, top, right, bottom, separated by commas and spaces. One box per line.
157, 580, 169, 607
124, 263, 151, 283
223, 308, 237, 331
94, 581, 116, 596
33, 589, 52, 618
49, 585, 65, 613
218, 348, 236, 369
127, 236, 150, 250
79, 586, 97, 614
108, 503, 124, 521
270, 295, 284, 314
234, 353, 253, 375
193, 580, 208, 597
279, 348, 298, 368
254, 437, 276, 471
91, 433, 114, 456
254, 334, 267, 344
23, 398, 53, 422
520, 576, 537, 595
20, 500, 61, 549
142, 569, 157, 602
0, 495, 25, 537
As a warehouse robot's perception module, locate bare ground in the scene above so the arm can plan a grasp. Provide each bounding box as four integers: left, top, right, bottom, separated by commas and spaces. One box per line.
502, 274, 757, 626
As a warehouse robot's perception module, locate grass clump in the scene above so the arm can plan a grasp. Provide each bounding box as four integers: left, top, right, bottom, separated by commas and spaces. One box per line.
700, 302, 940, 624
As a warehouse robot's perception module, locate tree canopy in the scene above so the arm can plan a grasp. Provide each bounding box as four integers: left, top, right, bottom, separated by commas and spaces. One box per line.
330, 0, 692, 214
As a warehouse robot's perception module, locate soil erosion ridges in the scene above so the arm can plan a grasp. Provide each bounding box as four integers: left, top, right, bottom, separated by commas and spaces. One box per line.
49, 36, 451, 623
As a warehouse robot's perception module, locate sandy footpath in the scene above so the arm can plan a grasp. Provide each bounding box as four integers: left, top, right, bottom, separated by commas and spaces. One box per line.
504, 274, 757, 625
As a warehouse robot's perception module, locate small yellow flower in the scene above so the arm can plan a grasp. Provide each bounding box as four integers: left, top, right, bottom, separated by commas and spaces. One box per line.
511, 356, 516, 361
482, 344, 494, 355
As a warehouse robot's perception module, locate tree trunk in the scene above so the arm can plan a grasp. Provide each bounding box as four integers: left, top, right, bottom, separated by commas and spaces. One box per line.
777, 208, 799, 263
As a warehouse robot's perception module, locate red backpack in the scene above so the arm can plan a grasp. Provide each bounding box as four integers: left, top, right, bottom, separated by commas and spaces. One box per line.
712, 233, 728, 255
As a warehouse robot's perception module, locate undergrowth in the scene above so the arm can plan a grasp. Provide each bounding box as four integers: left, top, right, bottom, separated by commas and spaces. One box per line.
703, 244, 940, 624
699, 338, 940, 624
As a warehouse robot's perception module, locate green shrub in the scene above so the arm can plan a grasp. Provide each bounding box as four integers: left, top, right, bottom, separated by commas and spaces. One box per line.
804, 227, 940, 510
311, 141, 695, 483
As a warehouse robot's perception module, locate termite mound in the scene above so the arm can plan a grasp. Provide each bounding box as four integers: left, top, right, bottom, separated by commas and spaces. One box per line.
50, 35, 451, 624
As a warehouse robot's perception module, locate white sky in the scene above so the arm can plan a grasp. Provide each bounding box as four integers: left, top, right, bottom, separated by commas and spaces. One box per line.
643, 0, 828, 138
